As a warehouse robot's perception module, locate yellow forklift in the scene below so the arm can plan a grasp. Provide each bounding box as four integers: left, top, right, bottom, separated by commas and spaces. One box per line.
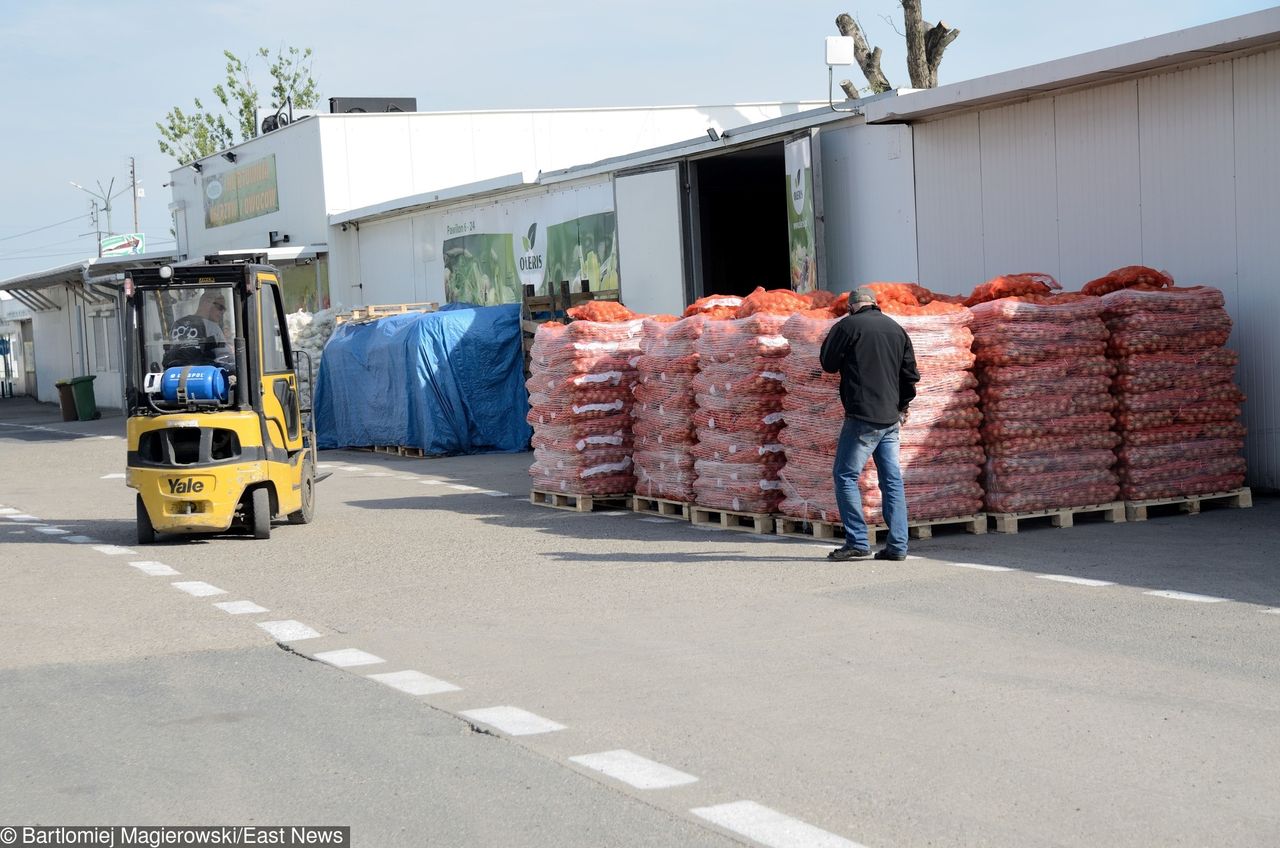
122, 260, 316, 543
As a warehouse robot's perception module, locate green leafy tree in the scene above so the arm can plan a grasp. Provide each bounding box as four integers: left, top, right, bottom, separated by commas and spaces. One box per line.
157, 46, 318, 165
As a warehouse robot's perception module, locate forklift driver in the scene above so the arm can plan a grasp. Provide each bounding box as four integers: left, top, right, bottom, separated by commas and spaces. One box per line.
163, 290, 235, 370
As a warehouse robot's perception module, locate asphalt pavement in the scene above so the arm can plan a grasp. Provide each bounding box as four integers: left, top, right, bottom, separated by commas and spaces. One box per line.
2, 396, 1278, 847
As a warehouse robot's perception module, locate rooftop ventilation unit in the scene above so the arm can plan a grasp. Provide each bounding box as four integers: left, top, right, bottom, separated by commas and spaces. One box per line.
329, 97, 417, 114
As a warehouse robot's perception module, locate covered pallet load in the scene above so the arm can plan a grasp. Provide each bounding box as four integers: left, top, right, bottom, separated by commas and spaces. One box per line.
527, 300, 643, 496
1084, 267, 1246, 500
778, 284, 984, 527
689, 289, 807, 514
967, 275, 1121, 513
631, 299, 738, 501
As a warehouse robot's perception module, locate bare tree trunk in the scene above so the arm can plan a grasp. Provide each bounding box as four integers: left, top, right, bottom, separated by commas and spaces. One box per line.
901, 0, 959, 88
839, 79, 860, 100
835, 13, 892, 94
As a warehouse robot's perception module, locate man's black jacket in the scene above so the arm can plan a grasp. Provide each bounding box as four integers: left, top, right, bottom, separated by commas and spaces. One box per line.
818, 304, 920, 426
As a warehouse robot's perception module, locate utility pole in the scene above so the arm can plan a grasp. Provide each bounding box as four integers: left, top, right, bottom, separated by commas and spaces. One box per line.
130, 156, 139, 233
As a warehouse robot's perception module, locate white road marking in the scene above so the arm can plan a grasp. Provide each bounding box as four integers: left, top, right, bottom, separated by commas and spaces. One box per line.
128, 561, 180, 576
598, 510, 628, 516
690, 800, 865, 848
316, 463, 337, 469
5, 514, 39, 521
948, 562, 1013, 572
313, 648, 386, 668
639, 517, 677, 523
172, 581, 226, 597
483, 491, 509, 497
449, 484, 480, 491
99, 435, 118, 440
9, 530, 26, 534
1263, 608, 1280, 615
257, 620, 322, 641
1144, 590, 1229, 603
1036, 574, 1115, 587
92, 545, 138, 556
367, 670, 461, 696
35, 527, 70, 535
63, 536, 99, 544
340, 466, 364, 472
213, 600, 268, 615
420, 480, 443, 486
569, 750, 699, 789
459, 706, 566, 736
397, 475, 418, 481
367, 472, 392, 478
0, 508, 19, 515
100, 473, 126, 479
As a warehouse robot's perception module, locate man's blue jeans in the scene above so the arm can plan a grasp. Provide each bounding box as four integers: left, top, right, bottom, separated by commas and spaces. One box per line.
833, 417, 908, 554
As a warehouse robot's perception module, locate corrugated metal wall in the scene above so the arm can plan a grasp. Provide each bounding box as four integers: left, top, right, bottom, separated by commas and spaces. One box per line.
913, 48, 1280, 488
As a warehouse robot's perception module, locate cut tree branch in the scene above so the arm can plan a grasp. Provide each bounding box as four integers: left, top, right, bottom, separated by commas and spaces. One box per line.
839, 79, 860, 100
836, 13, 892, 94
923, 19, 961, 88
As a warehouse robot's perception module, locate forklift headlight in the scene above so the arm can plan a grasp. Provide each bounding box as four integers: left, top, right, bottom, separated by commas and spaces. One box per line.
159, 265, 173, 280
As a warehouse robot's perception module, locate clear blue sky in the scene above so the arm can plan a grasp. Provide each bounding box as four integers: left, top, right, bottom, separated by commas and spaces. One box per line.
0, 0, 1272, 281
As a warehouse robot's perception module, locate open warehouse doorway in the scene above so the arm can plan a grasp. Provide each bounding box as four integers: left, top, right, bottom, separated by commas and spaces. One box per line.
689, 141, 791, 298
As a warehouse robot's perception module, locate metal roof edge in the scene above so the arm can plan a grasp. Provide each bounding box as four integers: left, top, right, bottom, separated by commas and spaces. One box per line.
864, 7, 1280, 124
329, 173, 538, 226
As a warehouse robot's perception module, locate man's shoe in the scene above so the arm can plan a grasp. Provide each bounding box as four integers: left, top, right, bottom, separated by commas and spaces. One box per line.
828, 546, 872, 561
874, 549, 906, 561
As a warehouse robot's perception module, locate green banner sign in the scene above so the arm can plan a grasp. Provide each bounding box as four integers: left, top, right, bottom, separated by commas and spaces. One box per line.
784, 135, 817, 294
203, 154, 280, 228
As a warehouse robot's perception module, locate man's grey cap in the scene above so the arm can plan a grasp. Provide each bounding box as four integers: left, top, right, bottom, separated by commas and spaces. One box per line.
852, 286, 878, 304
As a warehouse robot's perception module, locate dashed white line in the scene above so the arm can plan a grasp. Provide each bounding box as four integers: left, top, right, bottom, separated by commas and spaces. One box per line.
100, 473, 126, 480
257, 620, 322, 641
1144, 590, 1229, 603
449, 484, 480, 491
91, 545, 138, 556
313, 648, 386, 668
5, 514, 39, 521
1036, 574, 1115, 587
127, 561, 180, 576
63, 536, 99, 544
569, 750, 699, 789
367, 670, 461, 696
690, 800, 865, 848
459, 706, 566, 736
172, 581, 227, 597
948, 562, 1014, 572
213, 600, 268, 615
35, 527, 70, 535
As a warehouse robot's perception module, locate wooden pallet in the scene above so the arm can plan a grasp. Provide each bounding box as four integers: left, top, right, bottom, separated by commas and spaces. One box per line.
530, 489, 632, 513
336, 301, 440, 325
690, 505, 775, 534
1125, 488, 1252, 522
364, 444, 431, 458
988, 501, 1125, 534
774, 513, 987, 542
631, 495, 692, 520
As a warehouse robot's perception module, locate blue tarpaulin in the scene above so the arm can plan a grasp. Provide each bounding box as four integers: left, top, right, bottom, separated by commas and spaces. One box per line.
314, 303, 532, 455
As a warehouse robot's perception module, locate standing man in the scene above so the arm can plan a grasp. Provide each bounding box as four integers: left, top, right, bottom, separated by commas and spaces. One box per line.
819, 286, 919, 561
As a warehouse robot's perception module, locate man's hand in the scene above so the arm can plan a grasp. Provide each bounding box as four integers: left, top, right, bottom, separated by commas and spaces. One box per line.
899, 408, 910, 425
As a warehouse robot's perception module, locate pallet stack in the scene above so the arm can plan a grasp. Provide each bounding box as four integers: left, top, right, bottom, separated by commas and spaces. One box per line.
970, 294, 1121, 516
777, 293, 984, 534
631, 315, 704, 511
527, 315, 643, 501
1099, 285, 1246, 502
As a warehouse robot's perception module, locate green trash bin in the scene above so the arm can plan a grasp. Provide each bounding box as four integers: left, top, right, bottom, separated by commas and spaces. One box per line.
68, 375, 99, 421
54, 379, 78, 421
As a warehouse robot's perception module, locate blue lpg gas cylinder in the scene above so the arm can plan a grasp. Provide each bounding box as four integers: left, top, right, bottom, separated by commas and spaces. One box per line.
161, 366, 229, 404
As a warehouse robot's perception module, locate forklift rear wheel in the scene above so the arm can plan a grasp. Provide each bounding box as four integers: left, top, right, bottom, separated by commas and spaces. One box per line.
288, 454, 315, 525
136, 494, 156, 545
251, 487, 272, 540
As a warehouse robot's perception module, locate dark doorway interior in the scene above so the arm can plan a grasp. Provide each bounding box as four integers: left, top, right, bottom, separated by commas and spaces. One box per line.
692, 142, 790, 298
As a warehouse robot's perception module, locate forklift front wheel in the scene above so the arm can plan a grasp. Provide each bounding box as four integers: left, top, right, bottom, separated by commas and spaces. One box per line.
136, 494, 156, 545
251, 487, 272, 540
